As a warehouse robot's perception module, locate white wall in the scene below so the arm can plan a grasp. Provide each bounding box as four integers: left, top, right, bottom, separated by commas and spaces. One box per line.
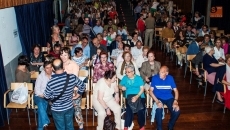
0, 7, 22, 66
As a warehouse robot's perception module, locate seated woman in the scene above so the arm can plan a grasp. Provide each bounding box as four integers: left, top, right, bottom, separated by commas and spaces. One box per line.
222, 55, 230, 108
173, 30, 187, 67
34, 61, 53, 129
30, 44, 44, 72
15, 55, 32, 83
140, 51, 161, 87
93, 70, 121, 130
213, 38, 225, 63
222, 37, 230, 55
93, 52, 115, 83
72, 47, 88, 70
203, 46, 225, 103
127, 32, 139, 47
116, 52, 140, 80
136, 46, 149, 68
119, 64, 145, 130
68, 32, 80, 46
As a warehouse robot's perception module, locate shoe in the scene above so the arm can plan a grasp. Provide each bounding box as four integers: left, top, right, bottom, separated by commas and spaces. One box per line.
216, 99, 224, 105
140, 127, 145, 130
168, 127, 173, 130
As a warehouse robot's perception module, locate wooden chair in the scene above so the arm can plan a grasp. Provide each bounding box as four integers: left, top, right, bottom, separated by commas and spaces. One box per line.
154, 28, 163, 47
80, 83, 90, 125
198, 69, 208, 96
184, 55, 196, 84
30, 71, 39, 80
41, 47, 48, 53
210, 27, 218, 31
67, 33, 72, 37
216, 33, 221, 38
4, 83, 33, 125
217, 30, 225, 35
167, 38, 175, 57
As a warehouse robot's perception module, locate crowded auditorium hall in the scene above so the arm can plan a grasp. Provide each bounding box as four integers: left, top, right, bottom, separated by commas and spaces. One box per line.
1, 0, 230, 130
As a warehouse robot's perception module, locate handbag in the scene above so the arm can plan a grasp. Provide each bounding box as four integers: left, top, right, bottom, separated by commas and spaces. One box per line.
47, 74, 70, 115
103, 116, 116, 130
121, 111, 134, 130
127, 94, 144, 113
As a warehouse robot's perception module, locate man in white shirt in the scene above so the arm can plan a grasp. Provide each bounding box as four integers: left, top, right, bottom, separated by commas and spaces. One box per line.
111, 42, 124, 61
131, 41, 143, 61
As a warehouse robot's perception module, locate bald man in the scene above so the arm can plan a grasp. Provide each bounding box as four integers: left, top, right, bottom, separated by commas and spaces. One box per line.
43, 59, 85, 130
90, 37, 107, 59
149, 66, 180, 130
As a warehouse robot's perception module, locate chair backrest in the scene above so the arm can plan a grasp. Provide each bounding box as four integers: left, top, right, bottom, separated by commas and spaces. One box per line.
41, 47, 47, 52
187, 55, 196, 61
11, 83, 33, 91
67, 33, 72, 37
31, 72, 39, 79
168, 38, 175, 42
79, 70, 89, 77
67, 45, 73, 50
217, 30, 225, 35
210, 27, 218, 31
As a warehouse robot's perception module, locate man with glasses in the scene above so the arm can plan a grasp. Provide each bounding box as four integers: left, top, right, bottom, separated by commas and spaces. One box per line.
104, 20, 117, 32
49, 43, 61, 59
71, 37, 90, 59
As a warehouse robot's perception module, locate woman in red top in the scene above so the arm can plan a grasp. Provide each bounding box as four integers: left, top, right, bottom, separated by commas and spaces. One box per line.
108, 7, 118, 19
96, 33, 107, 46
136, 14, 145, 38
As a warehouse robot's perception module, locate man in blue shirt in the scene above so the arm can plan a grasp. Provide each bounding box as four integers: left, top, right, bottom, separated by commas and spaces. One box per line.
71, 37, 90, 59
93, 20, 103, 35
149, 66, 180, 130
186, 36, 204, 55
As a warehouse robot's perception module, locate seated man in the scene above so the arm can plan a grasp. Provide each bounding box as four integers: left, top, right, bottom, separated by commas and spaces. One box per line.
111, 42, 123, 61
162, 22, 174, 53
186, 36, 204, 55
71, 37, 90, 59
109, 35, 122, 54
49, 43, 61, 59
149, 66, 180, 130
131, 40, 143, 61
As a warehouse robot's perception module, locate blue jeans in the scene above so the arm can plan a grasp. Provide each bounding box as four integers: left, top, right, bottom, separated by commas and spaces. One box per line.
155, 98, 180, 130
34, 95, 50, 130
125, 98, 146, 128
51, 107, 74, 130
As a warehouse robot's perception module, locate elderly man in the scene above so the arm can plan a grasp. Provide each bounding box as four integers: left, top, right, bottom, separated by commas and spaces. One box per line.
162, 22, 174, 53
43, 59, 85, 130
149, 66, 180, 130
131, 40, 143, 61
90, 37, 107, 59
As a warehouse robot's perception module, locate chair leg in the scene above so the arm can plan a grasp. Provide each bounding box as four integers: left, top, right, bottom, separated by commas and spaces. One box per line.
27, 107, 31, 125
34, 109, 37, 126
184, 63, 188, 78
212, 92, 217, 103
223, 106, 226, 113
86, 109, 87, 125
204, 82, 207, 96
6, 108, 9, 124
190, 71, 192, 84
93, 109, 94, 126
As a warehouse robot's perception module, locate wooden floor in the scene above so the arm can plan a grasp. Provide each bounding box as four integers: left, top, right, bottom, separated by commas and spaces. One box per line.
1, 45, 230, 130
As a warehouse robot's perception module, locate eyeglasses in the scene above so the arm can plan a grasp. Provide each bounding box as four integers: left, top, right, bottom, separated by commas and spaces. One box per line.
125, 71, 133, 74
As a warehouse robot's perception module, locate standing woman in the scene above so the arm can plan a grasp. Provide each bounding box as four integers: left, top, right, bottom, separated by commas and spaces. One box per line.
15, 55, 32, 83
93, 70, 121, 130
119, 64, 145, 130
47, 25, 64, 51
30, 44, 44, 72
60, 47, 84, 130
93, 52, 115, 83
34, 61, 53, 130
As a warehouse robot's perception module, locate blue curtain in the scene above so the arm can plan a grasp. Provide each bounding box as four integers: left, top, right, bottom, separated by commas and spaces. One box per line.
14, 0, 54, 56
0, 45, 8, 127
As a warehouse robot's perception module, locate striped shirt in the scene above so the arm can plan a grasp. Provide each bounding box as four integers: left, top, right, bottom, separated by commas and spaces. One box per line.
43, 72, 85, 111
151, 74, 176, 100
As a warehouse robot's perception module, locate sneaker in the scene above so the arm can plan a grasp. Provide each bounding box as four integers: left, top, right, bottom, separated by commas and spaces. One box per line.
43, 124, 48, 127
